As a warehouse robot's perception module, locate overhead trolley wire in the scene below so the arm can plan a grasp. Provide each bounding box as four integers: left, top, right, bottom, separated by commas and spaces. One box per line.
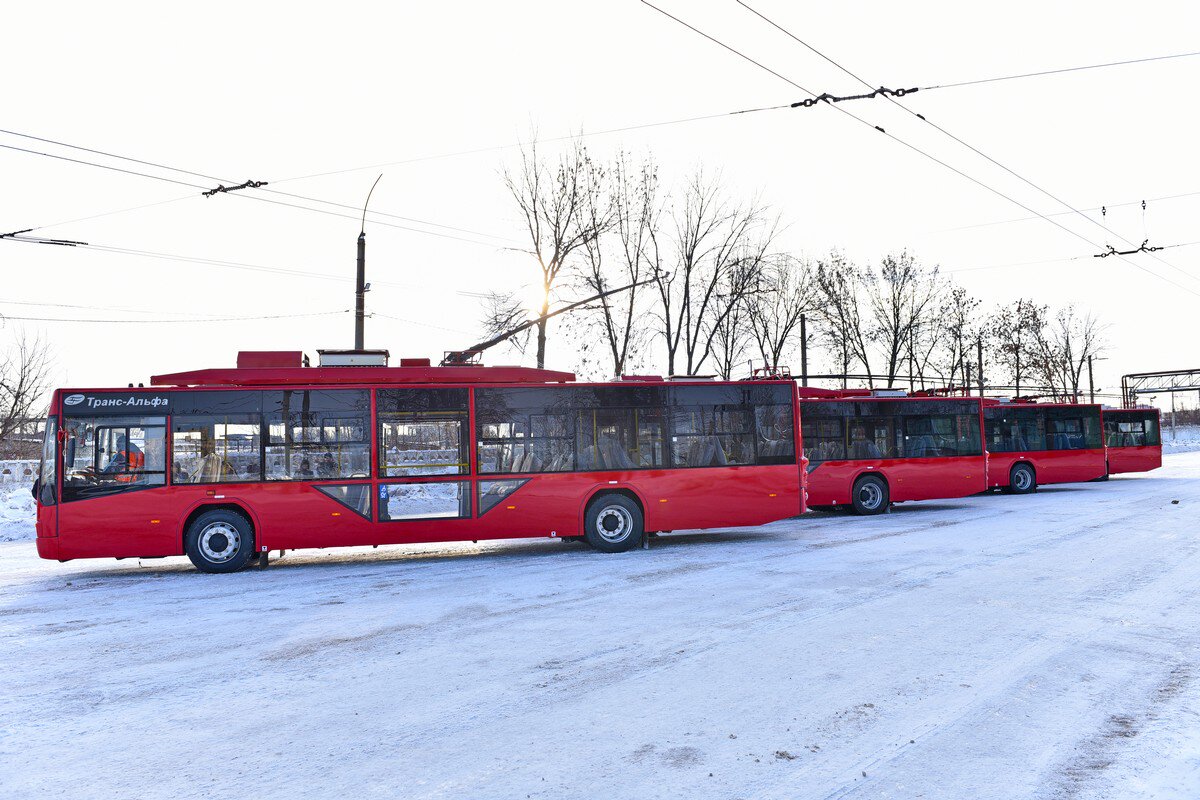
933, 189, 1200, 233
640, 1, 1200, 299
0, 128, 512, 246
0, 234, 443, 292
267, 104, 795, 185
0, 309, 350, 324
662, 0, 1195, 297
735, 0, 1200, 287
922, 50, 1200, 91
265, 47, 1200, 185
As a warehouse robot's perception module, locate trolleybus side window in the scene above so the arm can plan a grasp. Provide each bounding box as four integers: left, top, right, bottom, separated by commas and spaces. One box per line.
476, 383, 794, 474
985, 409, 1046, 452
669, 385, 755, 468
378, 388, 469, 477
171, 391, 264, 483
1045, 407, 1102, 451
264, 390, 370, 480
804, 417, 845, 462
61, 415, 166, 501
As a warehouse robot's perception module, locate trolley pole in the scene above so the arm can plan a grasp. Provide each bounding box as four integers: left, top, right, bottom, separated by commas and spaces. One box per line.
800, 313, 808, 387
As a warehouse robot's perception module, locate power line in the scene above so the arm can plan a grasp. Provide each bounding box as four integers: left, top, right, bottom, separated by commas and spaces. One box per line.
267, 104, 794, 185
0, 309, 349, 324
923, 50, 1200, 91
0, 141, 205, 190
0, 129, 511, 246
13, 194, 198, 237
931, 189, 1200, 234
723, 1, 1200, 296
0, 234, 440, 292
0, 298, 249, 317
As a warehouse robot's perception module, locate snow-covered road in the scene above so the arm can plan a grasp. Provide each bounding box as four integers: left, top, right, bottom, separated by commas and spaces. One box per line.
2, 455, 1199, 800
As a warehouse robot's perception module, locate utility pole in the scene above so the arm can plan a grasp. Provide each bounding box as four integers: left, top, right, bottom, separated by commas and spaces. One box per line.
976, 338, 984, 397
355, 175, 383, 350
1087, 355, 1095, 404
799, 313, 808, 387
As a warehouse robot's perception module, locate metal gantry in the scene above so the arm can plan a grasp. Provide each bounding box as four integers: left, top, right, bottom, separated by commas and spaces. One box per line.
1121, 368, 1200, 407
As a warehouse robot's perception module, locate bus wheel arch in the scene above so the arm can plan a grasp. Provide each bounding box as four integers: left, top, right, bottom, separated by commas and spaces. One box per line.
582, 490, 645, 553
1008, 461, 1037, 494
182, 504, 258, 573
850, 472, 889, 515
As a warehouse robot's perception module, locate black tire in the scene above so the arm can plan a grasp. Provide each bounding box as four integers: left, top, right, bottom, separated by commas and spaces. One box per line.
850, 474, 889, 516
583, 494, 643, 553
185, 509, 256, 573
1008, 462, 1037, 495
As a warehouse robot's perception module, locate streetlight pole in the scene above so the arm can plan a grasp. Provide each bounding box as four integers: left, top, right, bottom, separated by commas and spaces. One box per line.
355, 174, 383, 350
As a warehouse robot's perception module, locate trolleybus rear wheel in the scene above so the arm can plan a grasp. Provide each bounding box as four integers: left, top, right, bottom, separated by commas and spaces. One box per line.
1008, 462, 1037, 495
851, 475, 889, 516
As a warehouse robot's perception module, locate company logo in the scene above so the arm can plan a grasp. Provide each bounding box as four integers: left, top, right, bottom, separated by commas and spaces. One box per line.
64, 394, 85, 406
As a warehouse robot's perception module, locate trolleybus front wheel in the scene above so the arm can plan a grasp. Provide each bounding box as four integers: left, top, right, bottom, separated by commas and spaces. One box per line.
185, 509, 256, 573
584, 494, 643, 553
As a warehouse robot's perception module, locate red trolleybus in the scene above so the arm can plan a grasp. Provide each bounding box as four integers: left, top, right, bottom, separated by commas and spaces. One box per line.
799, 390, 986, 515
1102, 406, 1163, 475
32, 352, 804, 572
982, 400, 1106, 493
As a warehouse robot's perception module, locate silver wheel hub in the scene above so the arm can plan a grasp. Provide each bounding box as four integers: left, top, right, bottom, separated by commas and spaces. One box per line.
595, 505, 633, 543
199, 522, 241, 562
1014, 468, 1032, 490
858, 482, 883, 510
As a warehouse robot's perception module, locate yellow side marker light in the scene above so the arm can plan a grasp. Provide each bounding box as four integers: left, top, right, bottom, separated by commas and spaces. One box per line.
506, 505, 516, 510
659, 498, 668, 503
768, 493, 777, 497
331, 512, 341, 517
150, 519, 160, 524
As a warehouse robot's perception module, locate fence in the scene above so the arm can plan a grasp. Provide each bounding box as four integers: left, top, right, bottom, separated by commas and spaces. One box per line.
0, 460, 36, 486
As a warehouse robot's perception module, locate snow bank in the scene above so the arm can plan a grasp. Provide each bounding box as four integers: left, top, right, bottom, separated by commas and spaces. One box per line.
1162, 424, 1200, 454
0, 483, 34, 542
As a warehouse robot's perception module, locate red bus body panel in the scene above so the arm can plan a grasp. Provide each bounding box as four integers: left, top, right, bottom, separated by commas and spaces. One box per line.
1106, 446, 1162, 475
800, 395, 988, 507
1102, 407, 1163, 475
985, 449, 1107, 488
39, 375, 804, 562
806, 456, 986, 506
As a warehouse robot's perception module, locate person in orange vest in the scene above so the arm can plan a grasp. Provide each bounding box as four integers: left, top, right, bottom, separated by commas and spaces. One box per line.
104, 434, 144, 481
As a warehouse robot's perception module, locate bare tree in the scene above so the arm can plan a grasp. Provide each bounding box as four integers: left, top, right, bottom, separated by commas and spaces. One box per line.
0, 332, 53, 457
504, 137, 609, 367
867, 251, 943, 388
748, 255, 817, 372
577, 152, 659, 377
814, 252, 873, 387
477, 291, 531, 358
709, 266, 759, 380
988, 298, 1045, 396
929, 284, 981, 390
1029, 304, 1107, 400
650, 171, 773, 375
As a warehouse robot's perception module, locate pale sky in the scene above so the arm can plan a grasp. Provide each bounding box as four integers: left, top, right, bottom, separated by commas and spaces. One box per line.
3, 1, 1198, 411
